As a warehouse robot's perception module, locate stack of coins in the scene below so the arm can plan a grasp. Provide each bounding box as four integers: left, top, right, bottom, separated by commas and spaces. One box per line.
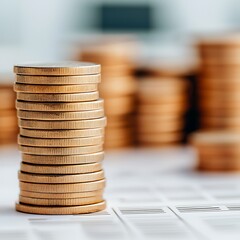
137, 77, 189, 146
190, 131, 240, 171
80, 39, 137, 149
198, 35, 240, 130
0, 84, 18, 145
14, 62, 106, 215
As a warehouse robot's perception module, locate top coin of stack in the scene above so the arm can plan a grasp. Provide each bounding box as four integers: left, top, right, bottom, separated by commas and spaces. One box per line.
0, 81, 18, 145
137, 77, 189, 147
190, 131, 240, 172
80, 38, 137, 149
198, 35, 240, 130
14, 62, 106, 215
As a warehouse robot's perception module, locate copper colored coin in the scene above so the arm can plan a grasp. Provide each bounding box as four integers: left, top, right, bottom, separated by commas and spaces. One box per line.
16, 74, 101, 85
19, 144, 103, 155
18, 170, 104, 183
20, 162, 102, 174
17, 91, 99, 102
17, 109, 104, 120
18, 135, 104, 147
22, 152, 104, 165
18, 117, 106, 129
16, 99, 104, 112
19, 179, 106, 193
16, 201, 106, 215
19, 195, 104, 206
20, 189, 103, 199
14, 83, 98, 93
20, 128, 104, 139
14, 62, 101, 76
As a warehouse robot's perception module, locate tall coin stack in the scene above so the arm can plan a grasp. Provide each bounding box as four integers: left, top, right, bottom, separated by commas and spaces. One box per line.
137, 77, 189, 146
198, 36, 240, 130
80, 39, 137, 149
0, 83, 18, 145
14, 62, 106, 215
190, 131, 240, 171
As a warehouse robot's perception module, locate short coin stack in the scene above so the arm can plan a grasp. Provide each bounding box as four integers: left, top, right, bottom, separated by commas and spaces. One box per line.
0, 83, 18, 145
190, 131, 240, 171
14, 62, 106, 215
80, 39, 137, 149
137, 77, 189, 146
198, 35, 240, 130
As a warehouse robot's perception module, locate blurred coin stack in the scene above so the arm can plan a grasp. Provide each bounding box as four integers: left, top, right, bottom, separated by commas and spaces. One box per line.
14, 62, 106, 215
198, 36, 240, 130
80, 39, 137, 149
0, 84, 18, 145
190, 131, 240, 171
137, 77, 189, 146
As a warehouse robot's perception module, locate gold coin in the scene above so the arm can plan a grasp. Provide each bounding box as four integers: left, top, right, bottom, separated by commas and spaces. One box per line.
17, 92, 99, 102
198, 157, 240, 172
14, 62, 101, 76
138, 120, 184, 133
104, 137, 134, 149
14, 83, 98, 93
19, 179, 106, 193
18, 135, 104, 147
20, 189, 103, 199
19, 195, 104, 206
0, 109, 17, 117
17, 109, 104, 120
19, 145, 103, 155
104, 96, 135, 115
99, 76, 137, 97
138, 114, 182, 123
16, 74, 101, 85
0, 86, 16, 110
20, 162, 102, 174
201, 66, 240, 80
107, 115, 134, 128
16, 201, 106, 215
189, 131, 240, 146
16, 99, 104, 112
201, 116, 240, 129
18, 170, 104, 183
138, 132, 183, 143
138, 103, 188, 115
138, 94, 187, 105
22, 152, 104, 165
138, 78, 188, 94
20, 128, 104, 138
0, 115, 17, 128
19, 117, 106, 130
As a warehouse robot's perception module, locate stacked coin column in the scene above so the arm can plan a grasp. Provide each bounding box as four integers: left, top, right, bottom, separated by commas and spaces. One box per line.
80, 40, 137, 149
0, 84, 18, 145
198, 37, 240, 130
190, 131, 240, 171
14, 62, 106, 215
137, 77, 189, 146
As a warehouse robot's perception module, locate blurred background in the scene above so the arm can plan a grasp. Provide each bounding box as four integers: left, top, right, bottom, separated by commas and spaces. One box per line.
1, 0, 240, 165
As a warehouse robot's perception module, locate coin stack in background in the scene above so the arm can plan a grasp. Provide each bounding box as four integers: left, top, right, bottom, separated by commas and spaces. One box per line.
190, 131, 240, 171
14, 62, 106, 215
79, 38, 137, 149
0, 83, 18, 145
137, 77, 189, 146
198, 36, 240, 130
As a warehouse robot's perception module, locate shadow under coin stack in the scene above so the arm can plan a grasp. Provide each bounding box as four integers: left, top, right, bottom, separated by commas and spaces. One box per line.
137, 77, 189, 146
14, 62, 106, 215
198, 36, 240, 130
80, 40, 137, 149
190, 131, 240, 171
0, 84, 18, 145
